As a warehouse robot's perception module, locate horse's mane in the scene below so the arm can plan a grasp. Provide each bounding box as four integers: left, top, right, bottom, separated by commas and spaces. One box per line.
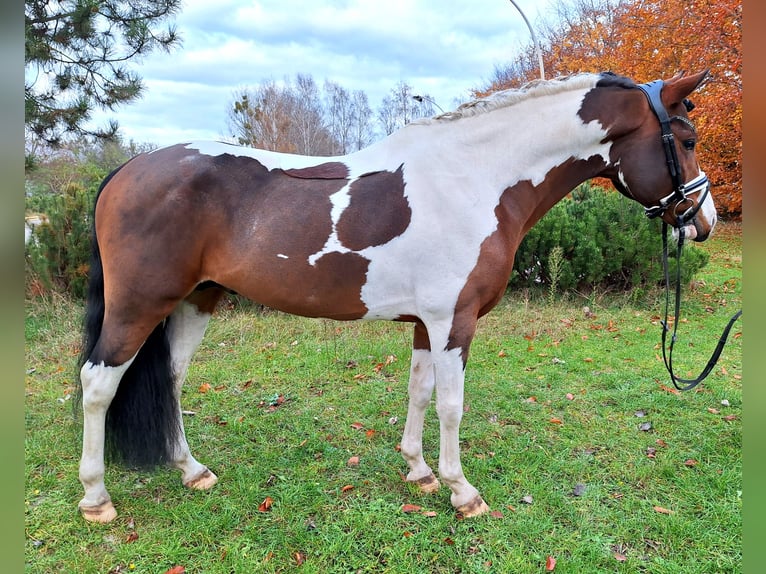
416, 72, 626, 124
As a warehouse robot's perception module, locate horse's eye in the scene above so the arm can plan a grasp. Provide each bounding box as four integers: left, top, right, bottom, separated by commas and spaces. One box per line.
682, 139, 696, 151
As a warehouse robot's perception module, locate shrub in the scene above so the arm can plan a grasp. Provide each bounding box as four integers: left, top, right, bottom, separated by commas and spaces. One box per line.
511, 183, 710, 293
25, 181, 98, 299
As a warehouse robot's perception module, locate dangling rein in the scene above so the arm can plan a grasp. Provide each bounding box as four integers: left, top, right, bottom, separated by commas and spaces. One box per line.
659, 222, 742, 391
638, 79, 742, 391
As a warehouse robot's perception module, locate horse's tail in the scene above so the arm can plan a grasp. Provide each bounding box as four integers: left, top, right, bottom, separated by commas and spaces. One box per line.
77, 163, 180, 468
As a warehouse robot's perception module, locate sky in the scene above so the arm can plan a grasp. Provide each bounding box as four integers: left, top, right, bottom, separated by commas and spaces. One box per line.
85, 0, 561, 147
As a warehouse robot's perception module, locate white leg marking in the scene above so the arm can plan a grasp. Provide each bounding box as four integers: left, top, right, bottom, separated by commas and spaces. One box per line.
433, 347, 488, 514
166, 302, 218, 488
401, 349, 438, 489
78, 357, 135, 520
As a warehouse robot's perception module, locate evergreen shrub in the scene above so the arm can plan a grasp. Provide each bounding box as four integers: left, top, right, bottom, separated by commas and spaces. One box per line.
511, 183, 710, 292
25, 181, 98, 299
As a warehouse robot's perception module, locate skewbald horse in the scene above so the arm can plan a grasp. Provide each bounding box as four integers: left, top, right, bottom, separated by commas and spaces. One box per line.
77, 70, 716, 522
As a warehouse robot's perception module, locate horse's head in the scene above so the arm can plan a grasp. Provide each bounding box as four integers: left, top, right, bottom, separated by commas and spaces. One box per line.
592, 70, 716, 242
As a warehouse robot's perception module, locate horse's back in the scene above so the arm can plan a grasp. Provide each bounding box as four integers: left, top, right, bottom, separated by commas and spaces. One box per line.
95, 143, 410, 319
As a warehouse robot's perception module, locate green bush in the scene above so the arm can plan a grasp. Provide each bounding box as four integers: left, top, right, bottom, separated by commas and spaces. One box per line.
25, 181, 98, 299
511, 183, 710, 292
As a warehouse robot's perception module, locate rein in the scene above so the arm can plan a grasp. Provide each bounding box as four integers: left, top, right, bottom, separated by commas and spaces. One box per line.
638, 80, 742, 391
659, 222, 742, 391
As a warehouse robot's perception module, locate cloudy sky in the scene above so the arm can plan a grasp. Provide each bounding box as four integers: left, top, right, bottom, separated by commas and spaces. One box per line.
85, 0, 562, 147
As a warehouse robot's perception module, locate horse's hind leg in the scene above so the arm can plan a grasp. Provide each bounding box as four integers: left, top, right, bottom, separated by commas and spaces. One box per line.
401, 322, 441, 493
166, 289, 224, 489
78, 357, 136, 522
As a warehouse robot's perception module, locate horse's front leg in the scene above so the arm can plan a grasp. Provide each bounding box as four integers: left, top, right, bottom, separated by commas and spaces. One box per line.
401, 323, 440, 493
432, 332, 490, 517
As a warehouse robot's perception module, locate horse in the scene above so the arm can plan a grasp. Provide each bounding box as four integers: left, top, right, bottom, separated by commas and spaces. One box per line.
76, 70, 717, 522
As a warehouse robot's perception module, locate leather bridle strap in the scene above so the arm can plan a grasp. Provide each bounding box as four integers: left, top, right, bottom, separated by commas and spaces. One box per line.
660, 222, 742, 391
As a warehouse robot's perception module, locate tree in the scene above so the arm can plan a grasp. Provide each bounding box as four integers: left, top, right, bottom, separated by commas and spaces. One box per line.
478, 0, 742, 217
25, 0, 182, 147
377, 81, 436, 136
228, 76, 337, 155
325, 81, 375, 154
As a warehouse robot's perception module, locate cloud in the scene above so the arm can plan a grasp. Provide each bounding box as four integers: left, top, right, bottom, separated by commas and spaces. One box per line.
88, 0, 551, 146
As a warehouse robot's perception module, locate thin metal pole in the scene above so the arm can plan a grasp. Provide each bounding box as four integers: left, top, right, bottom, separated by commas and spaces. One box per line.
508, 0, 545, 80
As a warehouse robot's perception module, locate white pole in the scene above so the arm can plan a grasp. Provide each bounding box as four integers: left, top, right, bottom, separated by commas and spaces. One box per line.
508, 0, 545, 80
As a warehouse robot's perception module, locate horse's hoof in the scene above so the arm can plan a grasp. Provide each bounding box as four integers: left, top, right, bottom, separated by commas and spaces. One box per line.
456, 495, 490, 518
79, 500, 117, 523
409, 472, 441, 494
184, 468, 218, 490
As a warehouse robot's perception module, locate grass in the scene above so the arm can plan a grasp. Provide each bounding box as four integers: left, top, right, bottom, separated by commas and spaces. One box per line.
24, 222, 742, 573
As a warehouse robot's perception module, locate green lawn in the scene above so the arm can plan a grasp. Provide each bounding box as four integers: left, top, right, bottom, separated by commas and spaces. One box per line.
25, 223, 742, 573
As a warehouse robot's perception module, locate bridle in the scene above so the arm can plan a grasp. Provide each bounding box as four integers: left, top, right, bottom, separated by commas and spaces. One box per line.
637, 79, 741, 391
637, 80, 711, 225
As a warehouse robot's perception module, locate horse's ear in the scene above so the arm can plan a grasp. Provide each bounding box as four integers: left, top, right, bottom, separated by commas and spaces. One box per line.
662, 70, 710, 106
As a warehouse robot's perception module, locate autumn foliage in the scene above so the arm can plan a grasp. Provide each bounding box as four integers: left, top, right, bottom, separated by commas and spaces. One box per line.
479, 0, 741, 217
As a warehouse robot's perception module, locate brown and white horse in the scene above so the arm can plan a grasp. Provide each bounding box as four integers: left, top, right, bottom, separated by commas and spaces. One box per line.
77, 70, 716, 522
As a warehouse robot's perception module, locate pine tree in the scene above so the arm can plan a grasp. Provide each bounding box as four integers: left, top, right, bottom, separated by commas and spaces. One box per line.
25, 0, 182, 146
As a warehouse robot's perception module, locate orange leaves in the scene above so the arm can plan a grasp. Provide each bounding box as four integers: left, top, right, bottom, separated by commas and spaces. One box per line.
545, 555, 557, 571
164, 567, 186, 574
258, 496, 274, 512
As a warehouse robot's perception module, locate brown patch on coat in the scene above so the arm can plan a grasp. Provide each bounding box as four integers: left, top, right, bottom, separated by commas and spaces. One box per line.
93, 145, 374, 364
336, 164, 412, 251
284, 162, 350, 180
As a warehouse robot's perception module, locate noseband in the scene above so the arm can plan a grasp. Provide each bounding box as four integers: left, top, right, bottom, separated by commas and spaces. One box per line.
637, 79, 741, 391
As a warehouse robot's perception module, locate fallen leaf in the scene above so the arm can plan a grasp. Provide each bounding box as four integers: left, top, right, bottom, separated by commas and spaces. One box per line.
613, 551, 627, 562
401, 504, 422, 513
656, 439, 668, 448
125, 531, 139, 543
723, 414, 738, 421
347, 456, 360, 467
653, 506, 674, 515
258, 496, 274, 512
490, 510, 504, 518
293, 551, 306, 566
164, 568, 186, 574
443, 537, 455, 545
341, 484, 354, 493
549, 418, 563, 425
707, 408, 720, 415
646, 447, 657, 458
571, 483, 586, 497
521, 495, 534, 504
403, 531, 412, 537
422, 510, 438, 517
684, 459, 698, 467
498, 350, 507, 357
566, 393, 575, 400
365, 429, 376, 438
198, 383, 211, 393
350, 422, 364, 430
545, 555, 557, 571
